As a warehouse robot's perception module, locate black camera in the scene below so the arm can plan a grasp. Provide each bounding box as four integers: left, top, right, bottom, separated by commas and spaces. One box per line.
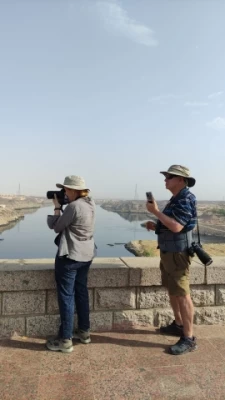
188, 242, 213, 266
46, 189, 68, 206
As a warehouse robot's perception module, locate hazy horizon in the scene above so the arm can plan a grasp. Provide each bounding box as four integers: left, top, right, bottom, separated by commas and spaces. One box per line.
1, 1, 225, 201
0, 192, 224, 203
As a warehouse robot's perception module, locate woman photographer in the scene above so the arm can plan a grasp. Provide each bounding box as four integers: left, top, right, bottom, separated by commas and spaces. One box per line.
46, 175, 95, 353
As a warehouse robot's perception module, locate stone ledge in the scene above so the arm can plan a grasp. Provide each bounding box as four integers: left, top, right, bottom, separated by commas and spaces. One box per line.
89, 258, 129, 288
1, 257, 225, 291
121, 257, 205, 285
0, 259, 55, 271
121, 257, 161, 286
0, 270, 56, 291
0, 258, 130, 290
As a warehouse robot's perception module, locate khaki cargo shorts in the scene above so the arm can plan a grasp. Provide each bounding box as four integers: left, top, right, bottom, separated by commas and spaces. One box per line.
160, 251, 191, 296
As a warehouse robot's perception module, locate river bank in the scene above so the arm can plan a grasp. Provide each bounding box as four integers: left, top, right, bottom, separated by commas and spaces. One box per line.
125, 240, 225, 257
0, 195, 50, 233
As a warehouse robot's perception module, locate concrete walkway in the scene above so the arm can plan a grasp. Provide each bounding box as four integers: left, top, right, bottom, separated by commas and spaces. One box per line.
0, 325, 225, 400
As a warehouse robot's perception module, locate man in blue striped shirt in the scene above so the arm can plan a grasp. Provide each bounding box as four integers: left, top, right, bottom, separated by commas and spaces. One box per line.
146, 165, 197, 355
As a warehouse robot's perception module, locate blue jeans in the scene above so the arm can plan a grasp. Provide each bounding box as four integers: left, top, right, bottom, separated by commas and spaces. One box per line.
55, 255, 92, 339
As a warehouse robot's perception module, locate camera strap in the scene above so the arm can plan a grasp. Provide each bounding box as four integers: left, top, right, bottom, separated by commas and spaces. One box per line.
196, 217, 201, 245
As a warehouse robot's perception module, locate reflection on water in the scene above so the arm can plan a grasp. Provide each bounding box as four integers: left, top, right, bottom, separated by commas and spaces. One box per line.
0, 218, 24, 234
115, 212, 150, 222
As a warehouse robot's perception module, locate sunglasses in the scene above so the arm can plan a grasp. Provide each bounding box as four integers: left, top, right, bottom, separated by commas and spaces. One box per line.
165, 174, 177, 180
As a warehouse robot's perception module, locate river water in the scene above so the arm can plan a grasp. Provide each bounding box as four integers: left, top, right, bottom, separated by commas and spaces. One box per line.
0, 206, 156, 259
0, 206, 223, 259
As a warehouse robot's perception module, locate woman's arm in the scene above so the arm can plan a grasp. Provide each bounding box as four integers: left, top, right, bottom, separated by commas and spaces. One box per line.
52, 205, 76, 233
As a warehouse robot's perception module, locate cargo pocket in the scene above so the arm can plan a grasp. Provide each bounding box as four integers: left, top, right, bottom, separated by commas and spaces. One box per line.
173, 252, 190, 273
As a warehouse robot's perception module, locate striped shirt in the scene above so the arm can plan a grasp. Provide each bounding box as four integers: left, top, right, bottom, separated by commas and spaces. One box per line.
156, 187, 197, 233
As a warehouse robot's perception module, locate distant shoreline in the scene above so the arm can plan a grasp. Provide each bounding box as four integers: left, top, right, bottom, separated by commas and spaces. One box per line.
100, 200, 225, 239
0, 196, 51, 233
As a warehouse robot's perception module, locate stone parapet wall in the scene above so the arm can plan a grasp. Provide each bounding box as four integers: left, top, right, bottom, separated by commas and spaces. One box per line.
0, 257, 225, 338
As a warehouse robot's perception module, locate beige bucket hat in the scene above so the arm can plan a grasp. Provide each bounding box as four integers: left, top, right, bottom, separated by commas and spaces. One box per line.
160, 165, 196, 187
56, 175, 89, 191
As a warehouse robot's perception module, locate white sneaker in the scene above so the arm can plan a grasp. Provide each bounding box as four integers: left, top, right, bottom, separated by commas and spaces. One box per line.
46, 338, 73, 353
73, 329, 91, 344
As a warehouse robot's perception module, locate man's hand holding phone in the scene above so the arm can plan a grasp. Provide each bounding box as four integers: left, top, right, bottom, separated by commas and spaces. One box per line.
146, 191, 159, 215
145, 221, 156, 231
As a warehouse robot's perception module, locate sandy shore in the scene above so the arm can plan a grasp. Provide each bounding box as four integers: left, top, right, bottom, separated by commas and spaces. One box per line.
125, 240, 225, 257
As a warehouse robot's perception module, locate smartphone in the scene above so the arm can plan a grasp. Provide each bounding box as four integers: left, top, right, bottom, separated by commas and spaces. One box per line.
146, 192, 154, 203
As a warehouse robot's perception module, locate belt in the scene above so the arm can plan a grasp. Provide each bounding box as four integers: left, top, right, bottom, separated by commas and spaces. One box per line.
76, 236, 93, 242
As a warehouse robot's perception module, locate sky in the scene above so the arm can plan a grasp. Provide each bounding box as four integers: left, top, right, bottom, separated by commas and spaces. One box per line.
0, 0, 225, 200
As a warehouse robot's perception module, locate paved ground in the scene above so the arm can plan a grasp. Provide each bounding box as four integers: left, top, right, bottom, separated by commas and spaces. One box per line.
0, 325, 225, 400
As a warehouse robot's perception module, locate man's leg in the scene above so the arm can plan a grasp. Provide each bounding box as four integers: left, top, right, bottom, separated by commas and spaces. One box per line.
177, 294, 194, 338
159, 254, 183, 336
169, 295, 183, 326
169, 253, 197, 355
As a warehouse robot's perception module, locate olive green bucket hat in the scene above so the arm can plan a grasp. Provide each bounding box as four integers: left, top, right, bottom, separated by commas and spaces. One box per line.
160, 165, 196, 187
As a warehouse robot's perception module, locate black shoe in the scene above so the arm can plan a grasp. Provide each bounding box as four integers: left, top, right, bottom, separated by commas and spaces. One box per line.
159, 320, 183, 336
169, 336, 197, 355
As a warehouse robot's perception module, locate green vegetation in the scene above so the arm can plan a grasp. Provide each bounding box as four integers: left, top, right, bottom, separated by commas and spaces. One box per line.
142, 249, 156, 257
211, 208, 225, 216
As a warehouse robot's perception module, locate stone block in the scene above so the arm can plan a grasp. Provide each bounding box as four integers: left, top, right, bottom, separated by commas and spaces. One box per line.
190, 285, 215, 306
121, 257, 161, 286
194, 306, 225, 325
0, 317, 25, 338
2, 291, 46, 315
139, 287, 169, 309
94, 288, 136, 310
216, 285, 225, 305
47, 289, 93, 314
113, 310, 154, 329
189, 265, 205, 284
206, 258, 225, 284
90, 311, 113, 331
0, 294, 1, 314
0, 270, 55, 291
88, 258, 129, 287
26, 315, 60, 337
153, 308, 174, 327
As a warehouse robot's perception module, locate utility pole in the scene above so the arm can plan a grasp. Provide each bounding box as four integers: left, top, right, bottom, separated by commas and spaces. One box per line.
134, 184, 138, 201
